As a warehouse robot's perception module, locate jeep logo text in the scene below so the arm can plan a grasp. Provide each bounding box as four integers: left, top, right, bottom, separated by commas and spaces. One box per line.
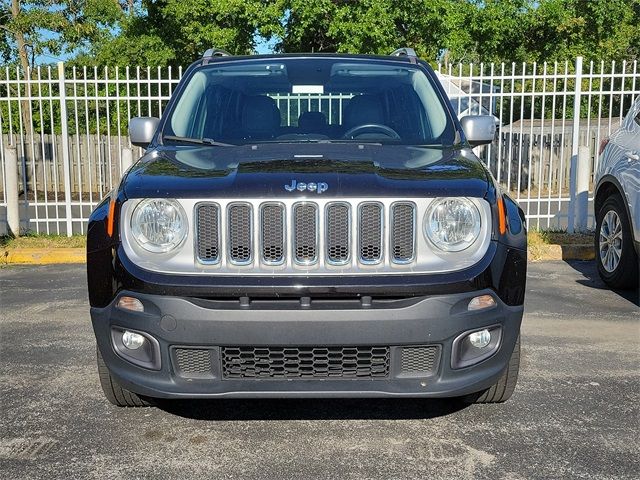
284, 179, 329, 194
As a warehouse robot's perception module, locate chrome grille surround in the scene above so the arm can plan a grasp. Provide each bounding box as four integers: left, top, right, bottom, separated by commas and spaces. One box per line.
120, 197, 493, 276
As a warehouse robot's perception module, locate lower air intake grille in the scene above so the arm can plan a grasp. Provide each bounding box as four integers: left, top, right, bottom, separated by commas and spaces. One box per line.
222, 346, 390, 379
400, 346, 439, 375
174, 348, 213, 376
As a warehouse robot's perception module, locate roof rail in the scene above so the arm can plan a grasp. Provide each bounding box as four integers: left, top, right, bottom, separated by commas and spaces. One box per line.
390, 47, 417, 58
202, 48, 232, 58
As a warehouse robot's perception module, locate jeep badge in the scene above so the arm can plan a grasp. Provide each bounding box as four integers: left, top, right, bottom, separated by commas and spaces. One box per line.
284, 179, 329, 194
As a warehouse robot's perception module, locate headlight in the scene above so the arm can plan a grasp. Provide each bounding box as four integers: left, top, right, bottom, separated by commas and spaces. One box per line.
131, 198, 187, 253
425, 197, 481, 252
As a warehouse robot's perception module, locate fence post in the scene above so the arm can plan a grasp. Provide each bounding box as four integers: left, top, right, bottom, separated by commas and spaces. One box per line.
575, 145, 591, 232
121, 147, 133, 177
568, 56, 583, 233
58, 61, 73, 237
5, 146, 20, 236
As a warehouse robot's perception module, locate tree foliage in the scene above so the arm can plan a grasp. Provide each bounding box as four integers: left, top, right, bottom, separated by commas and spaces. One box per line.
0, 0, 638, 67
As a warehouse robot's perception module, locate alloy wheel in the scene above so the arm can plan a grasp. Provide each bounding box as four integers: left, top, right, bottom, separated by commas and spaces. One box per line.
599, 210, 623, 273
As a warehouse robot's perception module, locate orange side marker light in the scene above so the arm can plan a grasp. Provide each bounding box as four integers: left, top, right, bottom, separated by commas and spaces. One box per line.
107, 199, 116, 237
497, 195, 507, 235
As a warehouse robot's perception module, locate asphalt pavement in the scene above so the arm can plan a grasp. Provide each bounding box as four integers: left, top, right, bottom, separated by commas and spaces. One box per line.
0, 261, 638, 479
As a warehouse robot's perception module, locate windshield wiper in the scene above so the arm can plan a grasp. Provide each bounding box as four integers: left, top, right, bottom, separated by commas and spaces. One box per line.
162, 135, 234, 147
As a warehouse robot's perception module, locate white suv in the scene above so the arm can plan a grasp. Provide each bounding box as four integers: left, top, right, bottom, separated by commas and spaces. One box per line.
594, 96, 640, 289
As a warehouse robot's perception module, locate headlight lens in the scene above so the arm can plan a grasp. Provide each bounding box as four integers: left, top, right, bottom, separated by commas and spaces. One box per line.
131, 198, 187, 253
425, 197, 481, 252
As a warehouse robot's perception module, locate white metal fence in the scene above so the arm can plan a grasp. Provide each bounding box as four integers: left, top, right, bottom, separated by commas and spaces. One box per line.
0, 57, 638, 235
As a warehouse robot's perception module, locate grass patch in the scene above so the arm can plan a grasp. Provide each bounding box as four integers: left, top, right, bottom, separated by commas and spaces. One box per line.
1, 233, 87, 249
528, 229, 594, 246
527, 229, 594, 261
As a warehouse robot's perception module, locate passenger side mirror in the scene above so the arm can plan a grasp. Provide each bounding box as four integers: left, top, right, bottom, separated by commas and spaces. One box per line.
129, 117, 160, 148
460, 115, 497, 147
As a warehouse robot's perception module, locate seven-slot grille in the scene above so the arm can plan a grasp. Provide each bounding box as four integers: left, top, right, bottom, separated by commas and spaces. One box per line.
221, 346, 390, 379
195, 201, 416, 267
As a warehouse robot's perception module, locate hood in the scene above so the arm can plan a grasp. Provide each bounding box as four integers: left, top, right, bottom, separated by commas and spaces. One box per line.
122, 143, 490, 199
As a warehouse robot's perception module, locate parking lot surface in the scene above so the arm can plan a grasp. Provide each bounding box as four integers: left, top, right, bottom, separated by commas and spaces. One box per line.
0, 261, 638, 479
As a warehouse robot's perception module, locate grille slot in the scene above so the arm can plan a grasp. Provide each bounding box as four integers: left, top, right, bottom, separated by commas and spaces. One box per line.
293, 203, 318, 264
228, 203, 252, 264
391, 203, 416, 262
261, 204, 285, 264
400, 346, 439, 375
222, 346, 390, 379
359, 203, 383, 263
196, 204, 220, 263
174, 348, 213, 377
326, 203, 350, 264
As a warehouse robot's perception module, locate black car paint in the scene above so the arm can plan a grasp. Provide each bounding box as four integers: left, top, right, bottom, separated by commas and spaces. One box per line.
87, 54, 527, 309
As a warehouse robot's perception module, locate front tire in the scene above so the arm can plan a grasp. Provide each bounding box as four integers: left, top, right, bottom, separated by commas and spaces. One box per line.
97, 347, 153, 407
595, 194, 638, 290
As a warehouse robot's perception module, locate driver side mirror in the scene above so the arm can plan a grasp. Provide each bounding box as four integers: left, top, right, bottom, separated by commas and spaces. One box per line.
460, 115, 496, 147
129, 117, 160, 147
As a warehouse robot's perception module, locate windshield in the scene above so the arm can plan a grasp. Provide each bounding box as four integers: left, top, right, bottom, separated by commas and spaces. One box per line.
163, 58, 455, 146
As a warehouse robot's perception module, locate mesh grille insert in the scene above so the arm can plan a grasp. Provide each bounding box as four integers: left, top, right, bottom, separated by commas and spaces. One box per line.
294, 204, 318, 263
228, 204, 252, 263
400, 346, 439, 375
326, 203, 350, 263
222, 346, 390, 379
359, 203, 383, 262
391, 203, 415, 262
174, 348, 213, 376
261, 204, 285, 263
196, 204, 220, 263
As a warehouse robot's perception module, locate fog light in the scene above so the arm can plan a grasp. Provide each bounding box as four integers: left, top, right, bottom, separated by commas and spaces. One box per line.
117, 296, 144, 312
122, 330, 145, 350
468, 294, 496, 311
469, 329, 491, 349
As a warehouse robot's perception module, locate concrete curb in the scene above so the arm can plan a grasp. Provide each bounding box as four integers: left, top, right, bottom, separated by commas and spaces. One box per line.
528, 244, 595, 262
2, 248, 86, 265
2, 245, 595, 265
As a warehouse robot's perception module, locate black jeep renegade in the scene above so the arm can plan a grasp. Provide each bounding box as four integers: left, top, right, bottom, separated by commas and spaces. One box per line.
87, 48, 526, 406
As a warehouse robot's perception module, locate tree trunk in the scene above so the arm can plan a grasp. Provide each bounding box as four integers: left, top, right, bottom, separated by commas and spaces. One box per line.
11, 0, 33, 138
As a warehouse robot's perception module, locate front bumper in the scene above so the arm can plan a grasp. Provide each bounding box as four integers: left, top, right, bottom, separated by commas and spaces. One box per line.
91, 289, 523, 399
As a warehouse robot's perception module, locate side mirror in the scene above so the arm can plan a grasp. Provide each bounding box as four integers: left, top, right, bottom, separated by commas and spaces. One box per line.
460, 115, 497, 147
129, 117, 160, 148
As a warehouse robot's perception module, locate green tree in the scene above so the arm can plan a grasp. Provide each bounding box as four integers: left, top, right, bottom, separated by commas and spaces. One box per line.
84, 0, 285, 67
280, 0, 466, 60
526, 0, 640, 63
